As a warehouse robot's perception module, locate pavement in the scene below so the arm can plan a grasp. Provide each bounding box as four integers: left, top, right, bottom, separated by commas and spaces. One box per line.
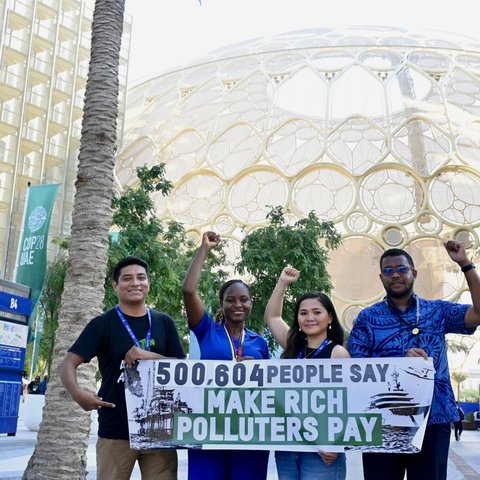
1, 417, 479, 479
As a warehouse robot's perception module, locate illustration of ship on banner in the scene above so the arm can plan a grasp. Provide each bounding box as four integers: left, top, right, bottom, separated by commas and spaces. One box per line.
365, 367, 431, 426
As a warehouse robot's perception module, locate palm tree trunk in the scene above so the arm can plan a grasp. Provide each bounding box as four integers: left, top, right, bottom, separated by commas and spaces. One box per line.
23, 0, 126, 478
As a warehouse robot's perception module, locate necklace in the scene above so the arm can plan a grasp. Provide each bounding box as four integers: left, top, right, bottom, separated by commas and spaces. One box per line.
297, 337, 330, 359
412, 296, 420, 335
304, 347, 318, 358
384, 296, 421, 337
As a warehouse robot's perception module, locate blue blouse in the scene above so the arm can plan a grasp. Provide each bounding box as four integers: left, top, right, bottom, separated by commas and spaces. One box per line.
190, 311, 270, 360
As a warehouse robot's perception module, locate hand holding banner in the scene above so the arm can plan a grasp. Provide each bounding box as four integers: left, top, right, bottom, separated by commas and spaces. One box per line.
125, 357, 434, 453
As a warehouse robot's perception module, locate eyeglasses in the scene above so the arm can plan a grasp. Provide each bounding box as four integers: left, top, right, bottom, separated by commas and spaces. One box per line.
381, 265, 413, 277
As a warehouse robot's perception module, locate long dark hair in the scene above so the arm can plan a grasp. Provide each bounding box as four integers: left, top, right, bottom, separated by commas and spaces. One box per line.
281, 291, 344, 359
214, 279, 252, 323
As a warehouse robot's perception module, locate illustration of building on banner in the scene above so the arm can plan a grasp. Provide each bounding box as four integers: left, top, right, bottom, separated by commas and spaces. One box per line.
126, 365, 192, 449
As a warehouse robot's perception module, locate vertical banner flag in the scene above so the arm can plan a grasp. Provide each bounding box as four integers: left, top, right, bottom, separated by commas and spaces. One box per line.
15, 183, 60, 317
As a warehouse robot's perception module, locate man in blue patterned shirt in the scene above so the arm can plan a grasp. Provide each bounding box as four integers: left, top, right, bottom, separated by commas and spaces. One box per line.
348, 240, 480, 480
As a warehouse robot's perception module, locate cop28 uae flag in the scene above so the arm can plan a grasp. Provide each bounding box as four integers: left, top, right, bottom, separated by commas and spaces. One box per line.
15, 184, 60, 311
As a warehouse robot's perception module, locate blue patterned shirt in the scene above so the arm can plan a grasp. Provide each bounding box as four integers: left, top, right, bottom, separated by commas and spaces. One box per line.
347, 294, 474, 424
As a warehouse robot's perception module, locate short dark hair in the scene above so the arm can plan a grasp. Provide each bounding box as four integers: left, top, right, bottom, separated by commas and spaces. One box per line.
112, 256, 149, 282
380, 248, 414, 270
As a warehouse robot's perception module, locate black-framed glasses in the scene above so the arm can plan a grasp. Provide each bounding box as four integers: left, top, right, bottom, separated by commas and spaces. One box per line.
381, 265, 412, 277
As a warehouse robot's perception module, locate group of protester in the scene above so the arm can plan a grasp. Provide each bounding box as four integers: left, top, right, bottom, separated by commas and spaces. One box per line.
59, 232, 480, 480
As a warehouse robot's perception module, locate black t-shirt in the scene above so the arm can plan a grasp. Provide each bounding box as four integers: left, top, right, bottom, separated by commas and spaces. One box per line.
28, 381, 41, 394
68, 307, 185, 440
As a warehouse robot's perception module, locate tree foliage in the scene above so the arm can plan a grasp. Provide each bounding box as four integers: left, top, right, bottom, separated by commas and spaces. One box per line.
237, 206, 341, 341
105, 164, 228, 346
37, 246, 68, 377
446, 337, 470, 354
32, 165, 228, 366
460, 388, 479, 403
451, 370, 468, 401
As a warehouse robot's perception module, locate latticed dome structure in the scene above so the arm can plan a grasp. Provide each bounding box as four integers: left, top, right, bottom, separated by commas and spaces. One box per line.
117, 27, 480, 342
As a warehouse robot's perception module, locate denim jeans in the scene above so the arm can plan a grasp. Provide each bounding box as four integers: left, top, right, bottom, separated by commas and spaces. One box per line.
275, 451, 346, 480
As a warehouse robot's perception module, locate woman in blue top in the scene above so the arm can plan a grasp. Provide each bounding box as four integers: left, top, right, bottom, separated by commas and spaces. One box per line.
265, 267, 349, 480
182, 231, 270, 480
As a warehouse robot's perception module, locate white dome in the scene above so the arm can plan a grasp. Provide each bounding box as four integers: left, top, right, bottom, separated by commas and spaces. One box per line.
117, 27, 480, 334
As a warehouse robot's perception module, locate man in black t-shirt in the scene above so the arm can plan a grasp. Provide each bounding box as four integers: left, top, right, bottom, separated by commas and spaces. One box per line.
27, 376, 41, 394
60, 256, 185, 480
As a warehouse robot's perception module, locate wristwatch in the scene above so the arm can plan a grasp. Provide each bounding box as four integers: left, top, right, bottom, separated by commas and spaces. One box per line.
461, 263, 476, 273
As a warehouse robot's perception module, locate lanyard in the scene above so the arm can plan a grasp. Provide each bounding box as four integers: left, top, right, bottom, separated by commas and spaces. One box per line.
297, 337, 330, 359
115, 305, 152, 351
223, 323, 245, 360
383, 296, 421, 343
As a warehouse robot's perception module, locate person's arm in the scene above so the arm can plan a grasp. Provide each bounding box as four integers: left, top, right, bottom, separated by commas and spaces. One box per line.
125, 313, 185, 367
182, 231, 220, 327
318, 450, 339, 465
347, 312, 372, 358
444, 240, 480, 328
59, 352, 115, 411
331, 344, 350, 358
124, 347, 169, 368
264, 267, 300, 349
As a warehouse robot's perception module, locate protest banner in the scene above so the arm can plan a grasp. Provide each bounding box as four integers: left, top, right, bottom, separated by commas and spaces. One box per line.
125, 357, 434, 453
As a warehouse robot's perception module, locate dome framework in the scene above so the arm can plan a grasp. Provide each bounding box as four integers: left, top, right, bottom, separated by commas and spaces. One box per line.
118, 27, 480, 338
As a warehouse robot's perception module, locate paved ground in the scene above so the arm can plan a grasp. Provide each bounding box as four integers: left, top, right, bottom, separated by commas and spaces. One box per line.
1, 418, 479, 479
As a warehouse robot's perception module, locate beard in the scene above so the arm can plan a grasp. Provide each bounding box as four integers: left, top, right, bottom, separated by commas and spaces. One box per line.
386, 282, 414, 299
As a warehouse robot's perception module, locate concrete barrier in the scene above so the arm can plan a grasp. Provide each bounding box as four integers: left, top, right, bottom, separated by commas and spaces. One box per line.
23, 395, 45, 432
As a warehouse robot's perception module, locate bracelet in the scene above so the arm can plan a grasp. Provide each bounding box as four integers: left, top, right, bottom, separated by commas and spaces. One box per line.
461, 263, 476, 273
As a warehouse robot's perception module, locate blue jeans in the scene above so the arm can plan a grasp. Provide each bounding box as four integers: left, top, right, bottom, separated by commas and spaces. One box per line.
275, 451, 346, 480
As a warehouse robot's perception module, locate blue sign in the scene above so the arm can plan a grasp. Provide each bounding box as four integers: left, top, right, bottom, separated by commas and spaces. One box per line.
0, 291, 32, 317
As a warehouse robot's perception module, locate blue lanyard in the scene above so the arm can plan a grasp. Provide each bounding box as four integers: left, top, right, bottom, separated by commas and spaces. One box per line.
383, 295, 421, 345
115, 305, 152, 351
297, 337, 330, 359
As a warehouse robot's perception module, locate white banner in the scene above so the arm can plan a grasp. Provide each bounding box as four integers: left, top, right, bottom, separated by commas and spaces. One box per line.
125, 357, 434, 453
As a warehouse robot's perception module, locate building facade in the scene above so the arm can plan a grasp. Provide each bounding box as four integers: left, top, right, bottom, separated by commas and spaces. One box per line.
0, 0, 130, 278
117, 27, 480, 351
